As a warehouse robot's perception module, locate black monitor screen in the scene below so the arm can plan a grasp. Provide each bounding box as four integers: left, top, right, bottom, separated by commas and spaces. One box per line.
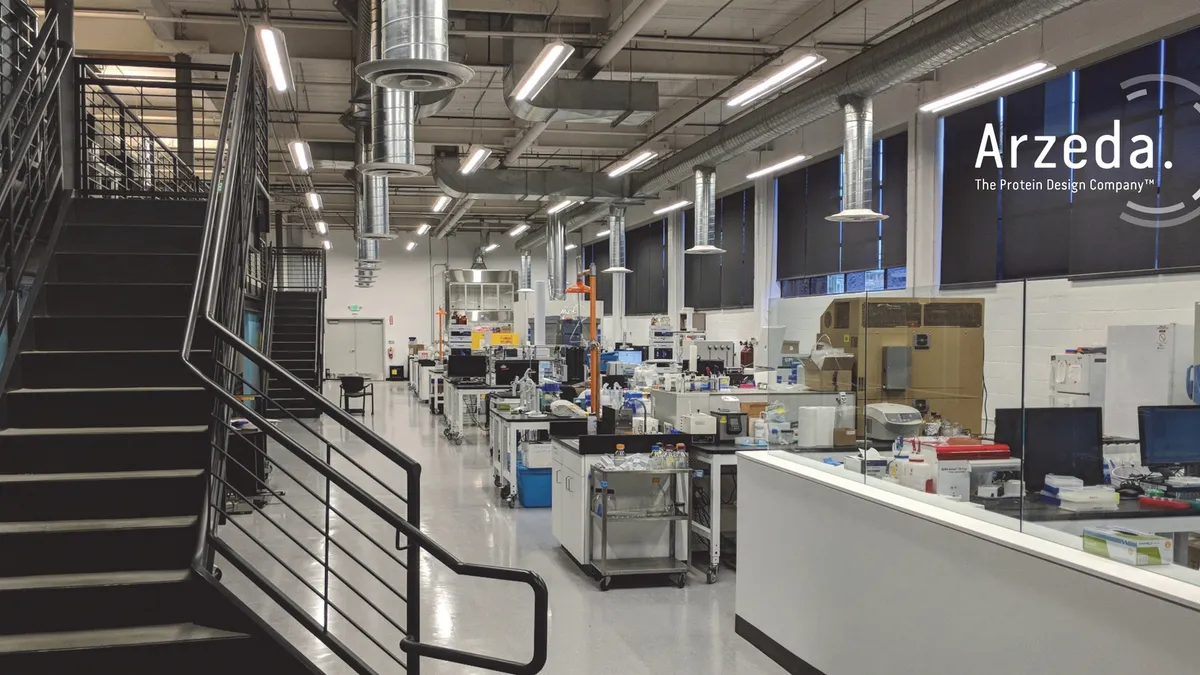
1139, 406, 1200, 466
494, 360, 536, 385
447, 354, 487, 378
994, 407, 1103, 492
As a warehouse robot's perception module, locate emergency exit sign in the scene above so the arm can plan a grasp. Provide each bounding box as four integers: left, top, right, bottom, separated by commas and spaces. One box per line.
348, 304, 362, 312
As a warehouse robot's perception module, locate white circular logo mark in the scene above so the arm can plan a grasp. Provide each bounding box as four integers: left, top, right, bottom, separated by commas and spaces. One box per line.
1119, 74, 1200, 228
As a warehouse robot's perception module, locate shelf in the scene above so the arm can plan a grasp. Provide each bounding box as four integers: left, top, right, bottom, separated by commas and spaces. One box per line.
591, 508, 688, 522
593, 557, 688, 577
591, 467, 692, 476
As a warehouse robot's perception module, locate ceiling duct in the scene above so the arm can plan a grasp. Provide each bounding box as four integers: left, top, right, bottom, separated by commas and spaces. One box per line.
432, 145, 639, 202
603, 205, 630, 273
546, 212, 565, 301
518, 250, 534, 293
829, 96, 886, 222
358, 0, 473, 92
359, 86, 426, 176
361, 174, 393, 239
686, 168, 723, 255
514, 0, 1089, 250
504, 71, 659, 126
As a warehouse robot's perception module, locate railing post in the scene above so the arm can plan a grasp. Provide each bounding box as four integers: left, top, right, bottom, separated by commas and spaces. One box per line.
46, 0, 74, 192
175, 53, 194, 171
407, 466, 422, 675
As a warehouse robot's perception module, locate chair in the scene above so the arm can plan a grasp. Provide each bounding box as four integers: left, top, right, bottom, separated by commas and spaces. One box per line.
339, 376, 374, 415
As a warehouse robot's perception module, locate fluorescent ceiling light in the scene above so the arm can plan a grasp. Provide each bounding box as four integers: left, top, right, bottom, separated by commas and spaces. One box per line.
746, 153, 809, 179
306, 191, 322, 210
728, 53, 825, 108
288, 140, 312, 172
416, 223, 431, 235
547, 200, 576, 215
565, 243, 577, 251
513, 40, 575, 102
653, 200, 691, 215
406, 241, 417, 251
507, 223, 530, 237
920, 62, 1056, 113
596, 228, 611, 237
484, 243, 499, 252
432, 195, 451, 212
96, 64, 174, 80
315, 220, 327, 235
460, 146, 492, 175
606, 150, 657, 178
322, 239, 331, 250
257, 26, 293, 93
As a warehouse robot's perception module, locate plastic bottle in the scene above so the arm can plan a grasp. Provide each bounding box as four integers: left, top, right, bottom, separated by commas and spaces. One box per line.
676, 443, 687, 470
605, 488, 617, 516
614, 443, 627, 467
593, 487, 605, 516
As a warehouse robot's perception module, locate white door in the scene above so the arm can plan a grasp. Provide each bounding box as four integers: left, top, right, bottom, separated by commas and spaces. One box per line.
353, 319, 386, 380
325, 319, 357, 377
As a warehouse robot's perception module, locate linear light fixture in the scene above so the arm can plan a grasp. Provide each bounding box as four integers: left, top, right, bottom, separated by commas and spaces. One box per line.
315, 220, 327, 235
416, 223, 431, 235
306, 191, 322, 210
596, 228, 610, 237
606, 150, 657, 177
653, 200, 691, 215
513, 40, 574, 102
565, 243, 577, 251
547, 200, 576, 215
288, 140, 312, 172
257, 26, 293, 93
920, 62, 1056, 113
322, 239, 331, 250
507, 223, 530, 237
728, 53, 825, 108
432, 195, 451, 212
406, 241, 417, 251
484, 243, 499, 252
746, 153, 809, 180
460, 146, 492, 175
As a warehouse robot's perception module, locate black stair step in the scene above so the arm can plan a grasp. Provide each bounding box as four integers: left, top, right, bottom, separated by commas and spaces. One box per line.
52, 252, 199, 284
18, 350, 211, 388
0, 425, 208, 474
0, 570, 192, 635
42, 282, 193, 317
3, 387, 210, 428
72, 198, 207, 226
30, 316, 211, 351
0, 469, 204, 522
57, 223, 203, 254
0, 624, 307, 675
0, 516, 197, 576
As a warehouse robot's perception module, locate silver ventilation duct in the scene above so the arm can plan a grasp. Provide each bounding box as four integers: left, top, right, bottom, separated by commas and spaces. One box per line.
518, 250, 534, 293
359, 86, 426, 176
829, 96, 886, 222
356, 237, 381, 265
603, 206, 630, 274
361, 174, 393, 239
546, 212, 565, 301
358, 0, 473, 92
514, 0, 1089, 250
687, 167, 723, 255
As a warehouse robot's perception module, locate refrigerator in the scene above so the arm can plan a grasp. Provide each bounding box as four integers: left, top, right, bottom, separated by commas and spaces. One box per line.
1050, 351, 1107, 409
1103, 324, 1195, 439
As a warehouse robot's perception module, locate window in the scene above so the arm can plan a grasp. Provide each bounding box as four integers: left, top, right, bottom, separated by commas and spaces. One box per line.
683, 187, 755, 310
938, 27, 1200, 284
582, 242, 612, 315
625, 219, 668, 315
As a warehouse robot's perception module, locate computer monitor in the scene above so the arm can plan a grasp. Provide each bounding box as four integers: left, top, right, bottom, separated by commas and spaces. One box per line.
994, 407, 1104, 492
616, 349, 643, 364
1139, 405, 1200, 467
493, 360, 535, 386
447, 354, 487, 378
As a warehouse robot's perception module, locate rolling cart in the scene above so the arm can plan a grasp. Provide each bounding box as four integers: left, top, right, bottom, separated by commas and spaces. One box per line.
587, 466, 692, 591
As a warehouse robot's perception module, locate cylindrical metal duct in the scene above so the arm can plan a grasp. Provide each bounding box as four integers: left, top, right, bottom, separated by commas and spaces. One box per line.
361, 174, 393, 239
687, 167, 723, 255
356, 237, 381, 264
359, 86, 426, 176
829, 96, 886, 222
518, 250, 534, 293
604, 206, 630, 273
358, 0, 473, 92
546, 212, 565, 301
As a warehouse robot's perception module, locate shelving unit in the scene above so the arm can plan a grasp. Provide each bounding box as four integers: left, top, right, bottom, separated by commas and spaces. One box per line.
588, 466, 692, 591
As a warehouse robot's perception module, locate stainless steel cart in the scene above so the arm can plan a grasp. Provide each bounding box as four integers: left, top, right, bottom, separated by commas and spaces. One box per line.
587, 466, 691, 591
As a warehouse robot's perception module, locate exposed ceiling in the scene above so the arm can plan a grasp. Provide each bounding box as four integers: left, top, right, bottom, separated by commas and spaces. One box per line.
55, 0, 956, 235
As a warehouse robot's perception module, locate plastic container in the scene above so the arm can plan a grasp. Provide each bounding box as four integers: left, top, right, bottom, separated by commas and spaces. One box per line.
516, 461, 552, 508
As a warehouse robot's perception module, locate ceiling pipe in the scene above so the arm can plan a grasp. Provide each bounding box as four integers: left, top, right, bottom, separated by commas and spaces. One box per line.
603, 205, 630, 274
515, 0, 1091, 250
358, 0, 473, 92
518, 250, 534, 293
686, 167, 723, 255
546, 212, 566, 301
360, 86, 425, 176
433, 197, 476, 238
829, 96, 886, 222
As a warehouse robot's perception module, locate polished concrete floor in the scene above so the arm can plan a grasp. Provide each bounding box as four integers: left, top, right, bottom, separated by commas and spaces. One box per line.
218, 382, 784, 674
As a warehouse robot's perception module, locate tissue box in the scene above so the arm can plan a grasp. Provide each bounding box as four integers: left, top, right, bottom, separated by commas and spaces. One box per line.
1083, 527, 1172, 566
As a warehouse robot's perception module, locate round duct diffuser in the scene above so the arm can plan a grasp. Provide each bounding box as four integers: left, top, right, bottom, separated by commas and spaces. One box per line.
357, 59, 473, 92
826, 207, 887, 222
358, 161, 429, 178
685, 244, 725, 255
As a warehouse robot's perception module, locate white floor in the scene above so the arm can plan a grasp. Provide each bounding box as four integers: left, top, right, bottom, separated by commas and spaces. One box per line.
217, 382, 785, 674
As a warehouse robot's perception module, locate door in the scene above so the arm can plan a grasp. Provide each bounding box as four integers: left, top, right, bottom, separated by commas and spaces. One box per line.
353, 319, 386, 380
325, 319, 357, 377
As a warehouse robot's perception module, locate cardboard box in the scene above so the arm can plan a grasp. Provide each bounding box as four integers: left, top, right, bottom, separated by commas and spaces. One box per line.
801, 354, 855, 392
834, 428, 857, 447
740, 401, 768, 420
1083, 527, 1172, 566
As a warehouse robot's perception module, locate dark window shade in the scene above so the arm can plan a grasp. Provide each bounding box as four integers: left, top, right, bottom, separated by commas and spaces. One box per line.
682, 209, 700, 308
804, 156, 843, 275
625, 220, 668, 315
776, 170, 808, 279
881, 132, 909, 268
742, 189, 756, 305
841, 146, 879, 272
1069, 43, 1159, 275
1158, 30, 1200, 269
941, 100, 1001, 284
716, 189, 754, 308
1000, 78, 1072, 279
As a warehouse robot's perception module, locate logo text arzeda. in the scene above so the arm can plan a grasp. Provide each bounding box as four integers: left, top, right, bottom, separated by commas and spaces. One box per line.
974, 120, 1156, 170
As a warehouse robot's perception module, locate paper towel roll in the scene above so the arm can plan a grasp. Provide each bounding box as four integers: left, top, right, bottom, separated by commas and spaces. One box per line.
797, 406, 837, 448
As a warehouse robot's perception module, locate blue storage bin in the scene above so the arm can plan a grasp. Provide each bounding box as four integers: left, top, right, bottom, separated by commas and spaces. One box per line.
516, 461, 552, 508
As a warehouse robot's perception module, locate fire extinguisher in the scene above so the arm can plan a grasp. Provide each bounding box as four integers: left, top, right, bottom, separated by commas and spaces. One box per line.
387, 346, 394, 361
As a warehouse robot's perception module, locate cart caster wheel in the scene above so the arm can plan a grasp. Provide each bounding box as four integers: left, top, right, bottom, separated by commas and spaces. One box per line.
675, 574, 687, 589
454, 437, 463, 446
706, 569, 719, 584
500, 485, 511, 500
211, 566, 223, 581
506, 496, 516, 509
493, 475, 501, 487
599, 577, 612, 591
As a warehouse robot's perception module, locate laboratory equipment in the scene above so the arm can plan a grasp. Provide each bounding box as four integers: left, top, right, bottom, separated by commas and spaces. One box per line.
712, 409, 748, 443
994, 407, 1104, 492
447, 354, 488, 378
1138, 405, 1200, 469
679, 413, 717, 439
1105, 323, 1195, 438
650, 325, 675, 361
588, 465, 691, 591
492, 359, 536, 386
1050, 349, 1107, 408
864, 403, 924, 441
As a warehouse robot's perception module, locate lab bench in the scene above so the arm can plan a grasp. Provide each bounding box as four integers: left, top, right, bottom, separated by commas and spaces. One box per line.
649, 389, 855, 428
489, 406, 587, 508
443, 379, 508, 444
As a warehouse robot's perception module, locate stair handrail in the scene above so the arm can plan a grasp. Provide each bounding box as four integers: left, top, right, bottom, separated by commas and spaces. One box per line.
183, 31, 549, 675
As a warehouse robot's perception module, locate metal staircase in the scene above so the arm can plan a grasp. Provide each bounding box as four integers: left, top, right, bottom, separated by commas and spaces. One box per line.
265, 248, 326, 418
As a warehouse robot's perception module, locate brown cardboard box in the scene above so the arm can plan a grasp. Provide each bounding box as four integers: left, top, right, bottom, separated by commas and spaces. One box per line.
740, 402, 768, 419
834, 428, 857, 447
802, 354, 855, 392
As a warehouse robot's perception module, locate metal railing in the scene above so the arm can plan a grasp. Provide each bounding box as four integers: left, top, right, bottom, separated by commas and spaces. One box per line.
76, 57, 227, 198
269, 246, 327, 380
182, 32, 548, 675
0, 4, 72, 392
